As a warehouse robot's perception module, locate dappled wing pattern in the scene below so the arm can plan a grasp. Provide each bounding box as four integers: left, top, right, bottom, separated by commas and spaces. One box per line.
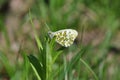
49, 29, 78, 47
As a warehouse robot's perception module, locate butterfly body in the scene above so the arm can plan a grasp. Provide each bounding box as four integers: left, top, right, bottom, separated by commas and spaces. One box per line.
48, 29, 78, 47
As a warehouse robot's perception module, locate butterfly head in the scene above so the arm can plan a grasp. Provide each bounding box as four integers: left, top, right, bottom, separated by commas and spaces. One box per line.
48, 31, 54, 38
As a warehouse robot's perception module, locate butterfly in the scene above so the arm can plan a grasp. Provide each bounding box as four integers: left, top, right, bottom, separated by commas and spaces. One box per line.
48, 29, 78, 47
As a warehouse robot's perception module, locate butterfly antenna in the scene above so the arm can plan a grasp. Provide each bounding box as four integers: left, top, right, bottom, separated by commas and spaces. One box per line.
45, 22, 51, 32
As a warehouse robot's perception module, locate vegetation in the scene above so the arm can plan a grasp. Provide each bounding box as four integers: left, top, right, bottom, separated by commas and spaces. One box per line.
0, 0, 120, 80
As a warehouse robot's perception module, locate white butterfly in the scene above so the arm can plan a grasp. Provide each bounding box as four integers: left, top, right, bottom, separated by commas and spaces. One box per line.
48, 29, 78, 47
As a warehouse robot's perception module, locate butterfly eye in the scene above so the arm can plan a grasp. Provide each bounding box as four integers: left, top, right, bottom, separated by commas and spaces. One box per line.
48, 31, 52, 35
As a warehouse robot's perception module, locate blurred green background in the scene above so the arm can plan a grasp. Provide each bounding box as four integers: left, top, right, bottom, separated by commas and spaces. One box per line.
0, 0, 120, 80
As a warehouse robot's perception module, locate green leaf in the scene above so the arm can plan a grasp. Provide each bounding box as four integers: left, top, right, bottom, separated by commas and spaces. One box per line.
28, 55, 45, 80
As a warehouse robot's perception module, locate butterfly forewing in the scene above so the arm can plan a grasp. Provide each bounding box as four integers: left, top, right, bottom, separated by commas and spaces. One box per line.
49, 29, 78, 47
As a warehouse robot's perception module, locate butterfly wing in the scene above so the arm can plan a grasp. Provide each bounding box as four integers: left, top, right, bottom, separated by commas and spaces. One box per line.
53, 29, 78, 47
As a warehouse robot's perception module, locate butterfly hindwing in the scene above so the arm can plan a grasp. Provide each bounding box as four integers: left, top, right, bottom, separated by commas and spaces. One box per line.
49, 29, 78, 47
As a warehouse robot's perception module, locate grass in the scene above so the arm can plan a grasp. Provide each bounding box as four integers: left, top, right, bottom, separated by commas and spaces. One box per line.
0, 0, 120, 80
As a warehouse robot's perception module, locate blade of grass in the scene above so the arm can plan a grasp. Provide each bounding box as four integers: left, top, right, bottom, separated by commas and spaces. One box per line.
29, 9, 43, 50
21, 51, 30, 80
0, 51, 15, 77
35, 34, 43, 50
52, 50, 63, 64
46, 40, 53, 80
80, 58, 98, 80
58, 46, 89, 80
30, 63, 41, 80
28, 55, 45, 80
0, 17, 10, 46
